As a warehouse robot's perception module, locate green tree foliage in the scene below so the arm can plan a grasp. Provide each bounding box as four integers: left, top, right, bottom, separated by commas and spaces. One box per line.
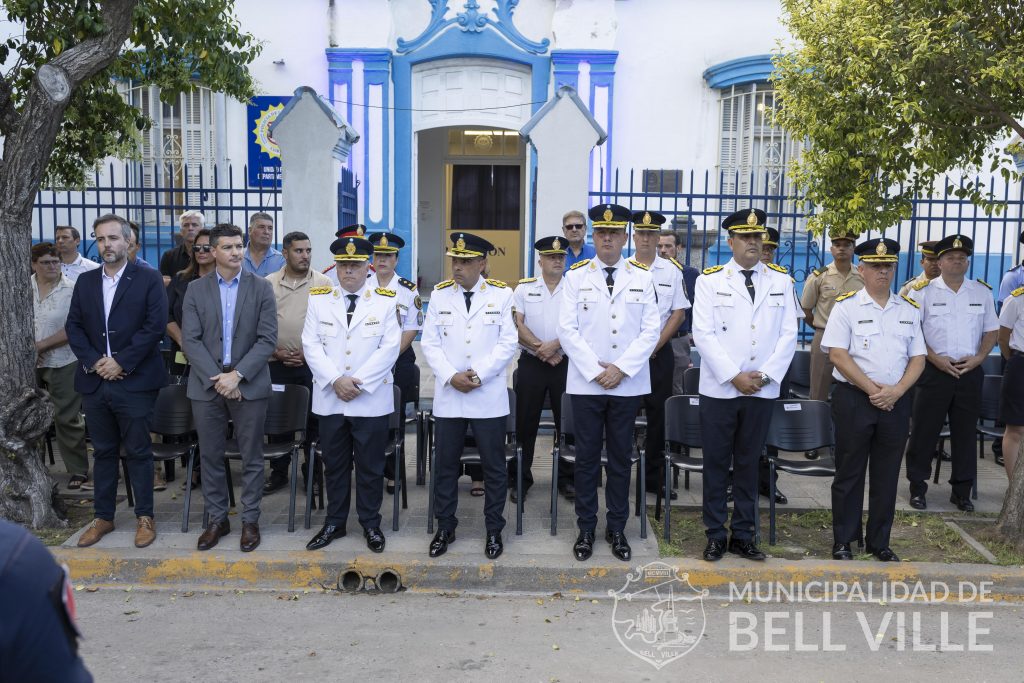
772, 0, 1024, 236
0, 0, 261, 186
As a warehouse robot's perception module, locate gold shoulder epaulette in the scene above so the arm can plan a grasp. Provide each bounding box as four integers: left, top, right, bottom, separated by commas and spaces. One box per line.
811, 267, 823, 277
569, 259, 590, 270
434, 279, 455, 290
518, 277, 537, 284
398, 277, 416, 291
628, 258, 649, 271
835, 291, 857, 303
767, 262, 789, 274
375, 287, 396, 297
485, 278, 507, 288
912, 279, 930, 291
977, 279, 992, 290
901, 294, 920, 309
791, 276, 796, 283
668, 258, 684, 272
1012, 286, 1024, 298
703, 265, 724, 275
310, 286, 333, 295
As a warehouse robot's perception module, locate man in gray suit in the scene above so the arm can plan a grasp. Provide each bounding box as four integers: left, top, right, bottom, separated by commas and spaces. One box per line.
182, 223, 278, 552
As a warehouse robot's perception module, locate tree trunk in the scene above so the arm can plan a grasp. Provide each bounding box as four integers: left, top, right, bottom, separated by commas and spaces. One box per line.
996, 442, 1024, 544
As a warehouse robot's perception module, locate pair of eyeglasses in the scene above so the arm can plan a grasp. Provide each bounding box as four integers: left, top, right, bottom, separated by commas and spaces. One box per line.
193, 244, 213, 253
564, 223, 585, 230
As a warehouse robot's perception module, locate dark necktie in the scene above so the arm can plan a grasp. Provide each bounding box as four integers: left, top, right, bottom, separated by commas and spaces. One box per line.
346, 294, 358, 325
740, 269, 755, 302
463, 291, 474, 312
604, 267, 616, 296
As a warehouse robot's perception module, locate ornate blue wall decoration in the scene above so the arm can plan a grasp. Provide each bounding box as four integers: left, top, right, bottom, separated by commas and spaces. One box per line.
702, 54, 775, 89
396, 0, 550, 55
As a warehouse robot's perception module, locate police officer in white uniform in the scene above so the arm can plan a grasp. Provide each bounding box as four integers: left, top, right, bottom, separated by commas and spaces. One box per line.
904, 234, 998, 511
512, 235, 572, 502
421, 232, 518, 559
822, 237, 926, 562
365, 231, 422, 494
302, 236, 402, 553
322, 224, 367, 285
558, 204, 660, 563
630, 210, 690, 503
692, 208, 798, 562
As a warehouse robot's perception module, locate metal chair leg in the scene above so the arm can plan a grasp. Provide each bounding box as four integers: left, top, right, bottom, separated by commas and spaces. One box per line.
288, 447, 298, 533
769, 460, 778, 546
426, 441, 436, 534
639, 449, 647, 540
663, 459, 672, 542
416, 411, 425, 486
516, 446, 523, 536
122, 458, 135, 508
181, 447, 195, 533
550, 445, 559, 536
392, 437, 401, 532
304, 444, 316, 530
400, 443, 408, 510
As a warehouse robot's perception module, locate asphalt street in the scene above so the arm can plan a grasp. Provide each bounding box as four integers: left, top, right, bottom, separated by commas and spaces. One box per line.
75, 589, 1023, 682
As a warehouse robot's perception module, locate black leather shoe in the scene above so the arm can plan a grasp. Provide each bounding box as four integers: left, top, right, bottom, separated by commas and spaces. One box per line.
759, 487, 788, 504
386, 481, 395, 495
832, 542, 853, 560
950, 494, 975, 512
909, 494, 927, 510
364, 527, 386, 553
605, 529, 632, 562
573, 530, 595, 561
558, 481, 575, 500
703, 538, 725, 562
804, 450, 819, 460
510, 486, 528, 504
306, 523, 346, 551
485, 532, 503, 559
429, 529, 455, 558
262, 472, 288, 495
658, 487, 678, 501
728, 538, 766, 561
866, 546, 900, 562
197, 519, 230, 551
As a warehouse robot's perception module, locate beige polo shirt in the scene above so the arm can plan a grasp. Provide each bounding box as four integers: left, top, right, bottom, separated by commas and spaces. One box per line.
800, 262, 864, 329
266, 268, 332, 351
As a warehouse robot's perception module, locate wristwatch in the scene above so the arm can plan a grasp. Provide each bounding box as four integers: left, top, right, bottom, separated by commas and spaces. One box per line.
235, 369, 245, 380
758, 372, 771, 387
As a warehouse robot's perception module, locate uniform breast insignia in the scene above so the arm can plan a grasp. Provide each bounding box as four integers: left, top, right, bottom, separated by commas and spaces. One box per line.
835, 291, 857, 303
766, 262, 789, 274
569, 259, 591, 270
375, 287, 396, 297
702, 265, 724, 275
1012, 286, 1024, 298
977, 279, 992, 290
398, 277, 416, 291
627, 258, 650, 271
518, 277, 537, 284
485, 278, 508, 288
434, 279, 455, 290
911, 279, 930, 291
309, 286, 333, 295
901, 294, 920, 309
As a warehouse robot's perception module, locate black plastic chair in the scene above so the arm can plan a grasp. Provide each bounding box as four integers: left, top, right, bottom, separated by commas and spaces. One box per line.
683, 367, 701, 395
690, 348, 701, 368
977, 373, 1004, 468
658, 395, 705, 541
763, 399, 836, 545
783, 349, 812, 399
185, 384, 309, 533
550, 394, 647, 539
426, 388, 523, 535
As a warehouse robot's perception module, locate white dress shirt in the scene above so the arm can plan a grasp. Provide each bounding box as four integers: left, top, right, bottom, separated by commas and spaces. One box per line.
101, 262, 127, 356
648, 255, 692, 326
999, 291, 1024, 353
61, 253, 100, 283
909, 276, 998, 359
512, 276, 563, 354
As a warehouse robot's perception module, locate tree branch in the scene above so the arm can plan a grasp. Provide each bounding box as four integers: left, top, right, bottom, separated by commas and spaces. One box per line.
0, 75, 19, 135
49, 0, 138, 89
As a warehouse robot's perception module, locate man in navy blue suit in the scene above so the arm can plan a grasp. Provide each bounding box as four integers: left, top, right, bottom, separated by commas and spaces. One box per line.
65, 213, 168, 549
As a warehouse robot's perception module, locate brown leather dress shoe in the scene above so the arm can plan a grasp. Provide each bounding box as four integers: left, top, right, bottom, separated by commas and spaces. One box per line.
240, 522, 261, 552
77, 518, 115, 547
135, 516, 156, 548
197, 519, 230, 551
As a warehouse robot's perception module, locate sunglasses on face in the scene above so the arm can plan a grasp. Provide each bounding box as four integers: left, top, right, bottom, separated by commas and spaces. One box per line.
563, 224, 585, 230
193, 244, 213, 253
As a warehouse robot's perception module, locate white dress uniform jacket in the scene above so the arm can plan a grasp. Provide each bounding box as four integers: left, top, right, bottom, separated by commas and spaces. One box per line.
421, 276, 517, 419
557, 257, 661, 396
820, 289, 926, 385
649, 256, 692, 326
908, 277, 998, 359
368, 272, 423, 333
302, 282, 402, 417
692, 258, 798, 399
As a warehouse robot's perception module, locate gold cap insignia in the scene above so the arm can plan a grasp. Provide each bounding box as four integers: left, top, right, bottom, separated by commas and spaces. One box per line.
876, 241, 887, 256
746, 210, 757, 226
552, 237, 561, 250
456, 236, 466, 251
345, 241, 356, 255
953, 237, 962, 249
380, 235, 389, 247
603, 208, 613, 222
642, 211, 652, 225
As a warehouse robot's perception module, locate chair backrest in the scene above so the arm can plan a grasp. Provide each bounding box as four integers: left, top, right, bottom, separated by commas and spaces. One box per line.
560, 393, 575, 440
784, 349, 812, 388
764, 399, 834, 452
981, 354, 1004, 377
504, 388, 517, 434
664, 395, 703, 449
150, 384, 193, 437
389, 386, 402, 432
690, 348, 701, 368
264, 384, 311, 438
683, 367, 701, 395
980, 374, 1003, 421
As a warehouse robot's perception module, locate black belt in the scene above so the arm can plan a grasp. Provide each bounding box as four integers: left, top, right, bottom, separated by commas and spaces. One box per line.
1012, 350, 1023, 358
673, 330, 690, 338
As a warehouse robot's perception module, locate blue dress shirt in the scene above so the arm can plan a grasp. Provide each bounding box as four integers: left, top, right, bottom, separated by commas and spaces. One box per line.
243, 246, 285, 277
563, 242, 596, 272
218, 271, 240, 366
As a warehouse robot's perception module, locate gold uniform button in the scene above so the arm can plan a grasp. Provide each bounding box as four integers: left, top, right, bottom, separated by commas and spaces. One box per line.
345, 365, 351, 370
751, 325, 755, 330
612, 344, 618, 349
612, 330, 617, 335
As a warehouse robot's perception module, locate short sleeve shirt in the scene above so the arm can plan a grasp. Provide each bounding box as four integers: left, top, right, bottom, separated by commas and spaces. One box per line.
800, 262, 864, 329
999, 292, 1024, 353
32, 274, 77, 368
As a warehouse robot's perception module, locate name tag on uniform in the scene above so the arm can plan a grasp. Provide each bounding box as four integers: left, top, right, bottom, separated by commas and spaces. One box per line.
436, 311, 454, 326
768, 291, 784, 306
657, 283, 671, 288
527, 292, 543, 298
968, 303, 983, 314
483, 309, 502, 325
318, 320, 338, 337
362, 317, 383, 338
